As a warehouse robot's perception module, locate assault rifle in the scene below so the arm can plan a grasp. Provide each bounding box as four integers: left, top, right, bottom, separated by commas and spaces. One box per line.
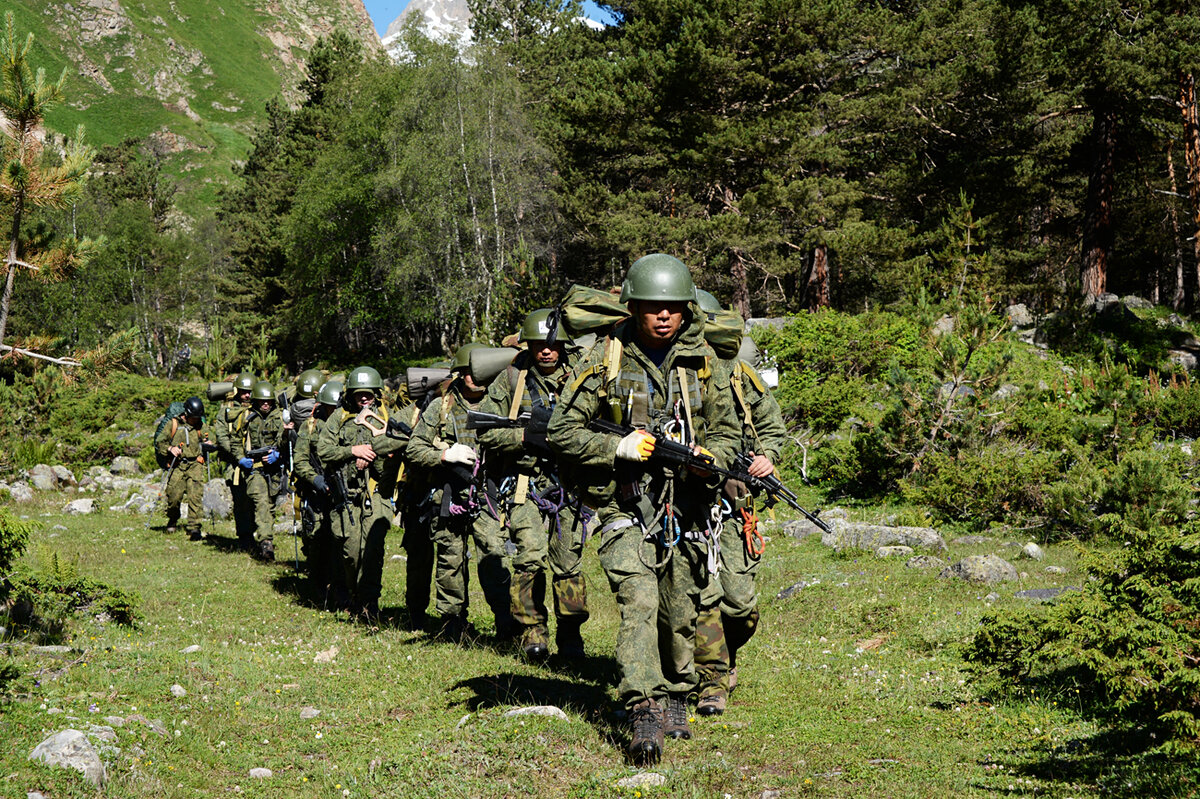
465, 405, 552, 432
386, 417, 413, 440
244, 446, 277, 464
586, 418, 736, 480
731, 452, 831, 534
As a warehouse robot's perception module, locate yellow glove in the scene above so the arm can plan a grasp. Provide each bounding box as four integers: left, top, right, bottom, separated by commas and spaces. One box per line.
616, 430, 656, 462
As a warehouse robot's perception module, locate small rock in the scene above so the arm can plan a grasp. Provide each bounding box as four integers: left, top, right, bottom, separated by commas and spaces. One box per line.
760, 792, 782, 799
906, 555, 946, 570
503, 705, 568, 721
784, 518, 826, 539
51, 465, 77, 486
27, 464, 58, 492
299, 707, 320, 720
29, 792, 47, 799
875, 545, 913, 558
1121, 294, 1154, 310
775, 580, 810, 600
103, 716, 125, 727
1022, 542, 1045, 561
984, 592, 1001, 602
9, 482, 34, 503
249, 767, 272, 779
126, 714, 167, 736
992, 383, 1021, 400
1005, 303, 1035, 328
65, 498, 95, 515
940, 555, 1019, 585
1045, 565, 1067, 575
617, 772, 666, 789
110, 456, 140, 474
85, 724, 118, 743
28, 729, 107, 786
170, 684, 187, 698
390, 554, 406, 561
950, 535, 990, 546
180, 644, 201, 654
313, 645, 338, 664
202, 478, 232, 519
822, 520, 946, 553
933, 314, 955, 335
1015, 587, 1081, 602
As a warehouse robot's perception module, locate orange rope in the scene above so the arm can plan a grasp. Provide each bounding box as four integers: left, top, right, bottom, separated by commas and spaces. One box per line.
741, 507, 764, 558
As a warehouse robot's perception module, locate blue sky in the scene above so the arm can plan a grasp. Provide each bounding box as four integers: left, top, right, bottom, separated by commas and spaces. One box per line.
362, 0, 615, 37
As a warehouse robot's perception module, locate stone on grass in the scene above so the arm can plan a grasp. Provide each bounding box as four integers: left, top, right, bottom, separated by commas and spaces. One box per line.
299, 706, 320, 720
906, 555, 946, 570
775, 580, 810, 600
875, 545, 913, 558
32, 645, 72, 656
180, 644, 201, 654
313, 645, 339, 664
170, 684, 187, 698
29, 791, 47, 799
27, 465, 58, 492
1015, 587, 1080, 603
110, 456, 140, 474
984, 592, 1001, 603
822, 520, 946, 553
1022, 542, 1045, 561
103, 716, 125, 727
65, 499, 95, 515
249, 767, 273, 779
940, 555, 1019, 585
1045, 565, 1067, 575
504, 705, 568, 721
784, 518, 827, 539
28, 729, 107, 786
10, 483, 34, 503
202, 479, 232, 520
617, 772, 666, 789
951, 535, 990, 546
126, 714, 167, 736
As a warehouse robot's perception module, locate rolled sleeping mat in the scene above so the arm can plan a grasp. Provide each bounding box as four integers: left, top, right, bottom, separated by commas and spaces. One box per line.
206, 381, 234, 401
407, 367, 452, 400
469, 347, 520, 386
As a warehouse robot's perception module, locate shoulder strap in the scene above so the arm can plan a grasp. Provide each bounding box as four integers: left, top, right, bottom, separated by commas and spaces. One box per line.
730, 365, 755, 428
739, 359, 766, 392
508, 368, 529, 420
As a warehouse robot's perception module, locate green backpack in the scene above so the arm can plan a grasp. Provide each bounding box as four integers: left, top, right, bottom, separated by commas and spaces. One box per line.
153, 401, 187, 469
558, 284, 629, 339
704, 309, 746, 359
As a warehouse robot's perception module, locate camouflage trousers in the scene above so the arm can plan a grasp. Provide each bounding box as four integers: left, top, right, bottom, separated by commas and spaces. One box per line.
244, 470, 279, 544
401, 508, 434, 623
299, 494, 340, 593
696, 513, 763, 694
508, 496, 589, 640
595, 510, 710, 709
165, 461, 204, 535
433, 511, 514, 632
228, 475, 255, 545
331, 490, 392, 608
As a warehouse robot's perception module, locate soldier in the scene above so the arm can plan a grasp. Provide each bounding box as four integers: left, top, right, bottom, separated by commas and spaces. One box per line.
692, 291, 788, 716
213, 372, 256, 549
548, 253, 740, 764
157, 396, 209, 540
478, 309, 590, 661
406, 343, 516, 643
233, 380, 291, 561
394, 391, 434, 632
317, 366, 407, 621
294, 379, 342, 603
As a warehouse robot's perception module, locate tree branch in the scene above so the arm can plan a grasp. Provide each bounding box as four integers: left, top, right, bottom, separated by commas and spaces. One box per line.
0, 343, 80, 366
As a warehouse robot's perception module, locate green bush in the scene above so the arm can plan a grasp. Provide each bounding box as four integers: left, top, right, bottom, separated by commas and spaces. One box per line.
9, 550, 140, 630
0, 507, 36, 582
965, 518, 1200, 751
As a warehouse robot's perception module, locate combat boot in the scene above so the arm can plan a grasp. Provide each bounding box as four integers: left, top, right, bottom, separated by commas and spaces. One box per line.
555, 618, 586, 660
520, 626, 550, 661
696, 686, 727, 716
662, 693, 692, 740
257, 539, 275, 562
627, 698, 664, 765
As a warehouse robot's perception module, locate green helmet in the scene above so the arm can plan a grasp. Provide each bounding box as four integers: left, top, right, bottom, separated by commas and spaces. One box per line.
520, 308, 573, 345
316, 379, 344, 407
695, 289, 723, 316
234, 372, 257, 392
346, 366, 383, 393
619, 253, 697, 304
251, 380, 275, 401
452, 342, 487, 372
295, 369, 325, 399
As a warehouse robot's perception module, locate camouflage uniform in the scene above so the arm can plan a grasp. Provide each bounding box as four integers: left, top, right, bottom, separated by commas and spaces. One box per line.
695, 358, 788, 703
317, 403, 407, 614
393, 400, 435, 630
294, 413, 339, 596
156, 417, 208, 538
406, 381, 515, 637
547, 313, 740, 710
232, 407, 287, 548
478, 349, 590, 654
213, 401, 254, 547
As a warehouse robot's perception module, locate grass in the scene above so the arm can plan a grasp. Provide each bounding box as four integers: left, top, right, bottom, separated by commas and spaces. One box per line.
0, 494, 1191, 798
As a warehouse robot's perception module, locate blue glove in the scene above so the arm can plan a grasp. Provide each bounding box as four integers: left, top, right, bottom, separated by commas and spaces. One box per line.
238, 457, 254, 470
265, 449, 280, 465
312, 475, 328, 494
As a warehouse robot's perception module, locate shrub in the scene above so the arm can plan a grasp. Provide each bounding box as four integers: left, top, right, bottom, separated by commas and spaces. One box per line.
0, 507, 36, 583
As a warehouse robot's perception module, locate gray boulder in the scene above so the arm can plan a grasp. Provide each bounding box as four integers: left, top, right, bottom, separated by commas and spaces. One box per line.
27, 465, 58, 492
940, 555, 1019, 584
1021, 542, 1045, 561
875, 545, 913, 558
1005, 303, 1035, 328
503, 705, 569, 720
822, 519, 946, 553
1015, 587, 1080, 603
906, 555, 947, 570
109, 456, 140, 474
51, 465, 76, 487
1169, 350, 1198, 371
202, 479, 232, 519
28, 729, 107, 786
10, 482, 34, 503
65, 499, 95, 515
1121, 295, 1154, 310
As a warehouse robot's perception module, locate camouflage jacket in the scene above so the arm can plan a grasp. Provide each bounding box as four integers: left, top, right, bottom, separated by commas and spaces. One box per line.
406, 381, 489, 505
547, 307, 740, 514
316, 402, 407, 499
155, 417, 208, 463
478, 349, 576, 474
294, 414, 324, 491
232, 406, 287, 467
721, 357, 787, 464
212, 401, 248, 465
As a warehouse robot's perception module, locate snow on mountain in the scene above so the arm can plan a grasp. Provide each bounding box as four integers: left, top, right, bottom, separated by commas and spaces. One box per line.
382, 0, 473, 57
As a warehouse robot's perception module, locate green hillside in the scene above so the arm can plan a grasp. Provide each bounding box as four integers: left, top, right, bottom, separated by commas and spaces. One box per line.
10, 0, 378, 213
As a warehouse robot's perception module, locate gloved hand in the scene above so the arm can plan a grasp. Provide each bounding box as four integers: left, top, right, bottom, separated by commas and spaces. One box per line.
616, 430, 655, 462
688, 445, 717, 476
442, 443, 477, 465
312, 475, 328, 494
264, 449, 280, 465
524, 428, 550, 453
238, 457, 254, 470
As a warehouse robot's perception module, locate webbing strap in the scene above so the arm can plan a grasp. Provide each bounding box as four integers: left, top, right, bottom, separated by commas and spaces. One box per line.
677, 366, 695, 442
508, 368, 528, 420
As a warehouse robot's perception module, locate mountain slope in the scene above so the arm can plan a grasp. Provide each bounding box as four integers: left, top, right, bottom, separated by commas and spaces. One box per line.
9, 0, 380, 213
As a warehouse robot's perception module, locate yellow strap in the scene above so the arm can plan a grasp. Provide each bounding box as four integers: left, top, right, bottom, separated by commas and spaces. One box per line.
730, 368, 754, 427
509, 368, 528, 420
566, 363, 603, 394
677, 365, 695, 441
514, 473, 530, 505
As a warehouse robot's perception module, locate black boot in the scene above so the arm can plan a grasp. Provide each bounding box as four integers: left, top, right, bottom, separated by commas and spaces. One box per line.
628, 699, 664, 765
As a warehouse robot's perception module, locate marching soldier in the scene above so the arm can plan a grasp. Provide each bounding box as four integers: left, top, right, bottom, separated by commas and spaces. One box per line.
478, 309, 590, 660
548, 253, 740, 763
294, 379, 343, 603
233, 380, 291, 561
406, 344, 516, 643
157, 396, 209, 540
213, 372, 257, 549
317, 367, 407, 621
693, 291, 788, 716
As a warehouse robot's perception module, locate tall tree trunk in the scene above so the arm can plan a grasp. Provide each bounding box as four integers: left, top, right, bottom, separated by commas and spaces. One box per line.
1167, 139, 1186, 308
1080, 105, 1118, 298
807, 242, 831, 309
729, 248, 751, 318
0, 195, 25, 349
1181, 71, 1200, 308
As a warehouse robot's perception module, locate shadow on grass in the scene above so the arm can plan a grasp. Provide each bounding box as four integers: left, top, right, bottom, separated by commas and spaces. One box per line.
449, 671, 626, 749
200, 533, 249, 554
